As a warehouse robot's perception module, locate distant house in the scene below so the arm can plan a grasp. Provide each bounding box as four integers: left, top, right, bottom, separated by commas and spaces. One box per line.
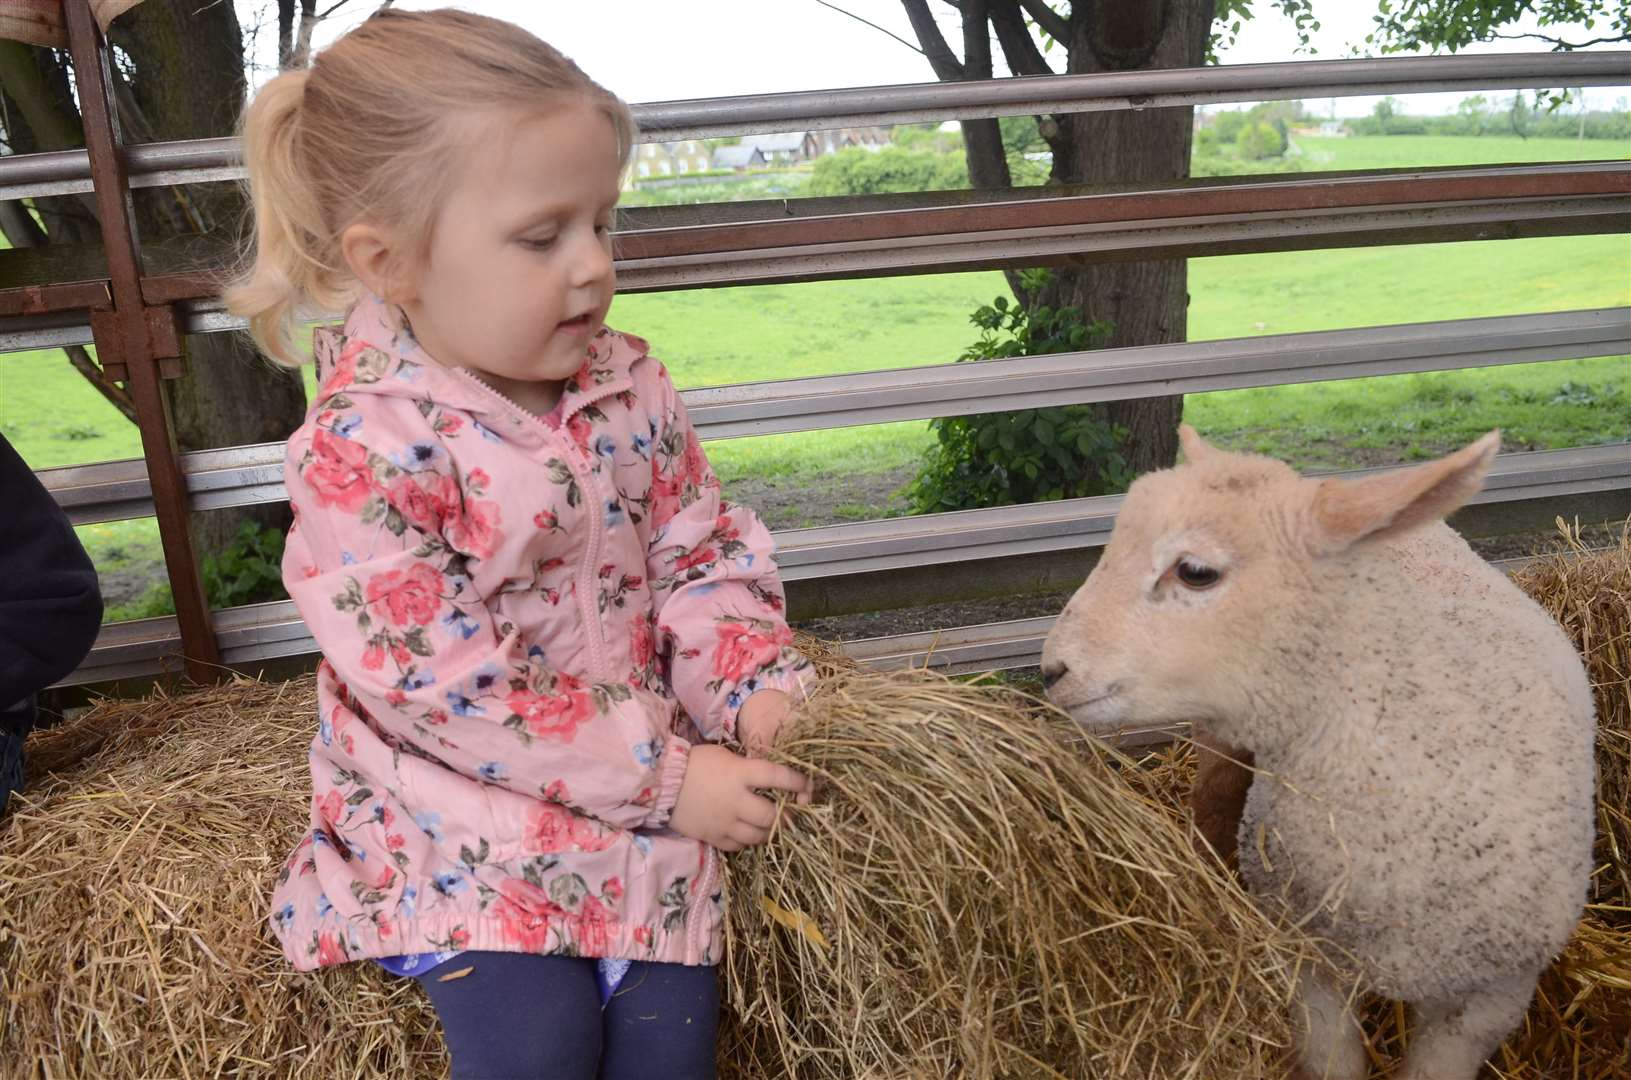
633, 143, 674, 179
712, 144, 768, 171
632, 140, 711, 179
742, 131, 820, 163
1290, 120, 1349, 139
669, 139, 711, 174
810, 126, 893, 155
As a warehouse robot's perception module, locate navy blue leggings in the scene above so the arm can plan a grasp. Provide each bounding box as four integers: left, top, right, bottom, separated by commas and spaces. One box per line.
413, 951, 718, 1080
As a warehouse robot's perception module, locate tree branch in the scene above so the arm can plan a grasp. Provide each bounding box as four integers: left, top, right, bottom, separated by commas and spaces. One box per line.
291, 0, 319, 69
990, 0, 1055, 76
1016, 0, 1068, 41
0, 198, 46, 247
815, 1, 925, 55
963, 0, 994, 77
1491, 29, 1630, 49
277, 0, 294, 68
63, 344, 139, 423
900, 0, 966, 79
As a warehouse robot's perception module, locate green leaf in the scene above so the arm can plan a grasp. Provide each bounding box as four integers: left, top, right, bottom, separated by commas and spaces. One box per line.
403, 626, 434, 658
549, 872, 590, 909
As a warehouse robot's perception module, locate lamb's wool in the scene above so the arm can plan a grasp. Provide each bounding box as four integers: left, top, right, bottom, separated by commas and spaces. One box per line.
1044, 429, 1597, 1078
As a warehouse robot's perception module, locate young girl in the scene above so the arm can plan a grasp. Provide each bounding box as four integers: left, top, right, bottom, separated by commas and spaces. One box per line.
227, 11, 813, 1078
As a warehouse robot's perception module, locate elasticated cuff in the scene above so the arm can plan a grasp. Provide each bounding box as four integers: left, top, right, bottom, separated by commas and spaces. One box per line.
642, 736, 691, 829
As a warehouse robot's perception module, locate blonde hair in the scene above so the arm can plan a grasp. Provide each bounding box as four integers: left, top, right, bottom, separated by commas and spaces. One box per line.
225, 9, 636, 367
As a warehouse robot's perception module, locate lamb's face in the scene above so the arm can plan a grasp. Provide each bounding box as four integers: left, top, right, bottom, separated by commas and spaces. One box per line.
1040, 452, 1306, 737
1041, 426, 1501, 739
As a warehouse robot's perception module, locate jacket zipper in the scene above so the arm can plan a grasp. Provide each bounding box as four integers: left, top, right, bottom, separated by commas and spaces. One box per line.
451, 369, 625, 682
687, 845, 720, 961
453, 368, 719, 956
564, 447, 609, 680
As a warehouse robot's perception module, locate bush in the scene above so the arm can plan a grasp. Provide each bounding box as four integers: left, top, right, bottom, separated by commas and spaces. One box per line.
806, 146, 968, 197
1237, 121, 1286, 160
203, 522, 288, 609
908, 271, 1131, 513
1212, 111, 1248, 144
104, 521, 288, 624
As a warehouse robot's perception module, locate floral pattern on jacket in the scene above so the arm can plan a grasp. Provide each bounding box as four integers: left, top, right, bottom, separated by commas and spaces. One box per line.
271, 297, 812, 971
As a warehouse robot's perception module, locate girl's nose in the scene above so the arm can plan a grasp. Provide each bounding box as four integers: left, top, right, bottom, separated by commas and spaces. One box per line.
572, 230, 614, 287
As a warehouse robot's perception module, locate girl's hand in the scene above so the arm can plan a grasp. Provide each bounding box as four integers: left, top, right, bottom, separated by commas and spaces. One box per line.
737, 689, 794, 756
668, 744, 809, 852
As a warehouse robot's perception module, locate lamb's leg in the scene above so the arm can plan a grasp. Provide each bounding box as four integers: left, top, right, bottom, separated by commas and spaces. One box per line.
1291, 967, 1367, 1080
1189, 727, 1254, 868
1396, 973, 1535, 1080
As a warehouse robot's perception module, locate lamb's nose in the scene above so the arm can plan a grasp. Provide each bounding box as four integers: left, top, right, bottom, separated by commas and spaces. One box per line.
1041, 662, 1068, 690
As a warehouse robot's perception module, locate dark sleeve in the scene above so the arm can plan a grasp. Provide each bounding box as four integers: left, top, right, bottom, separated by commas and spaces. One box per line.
0, 434, 103, 704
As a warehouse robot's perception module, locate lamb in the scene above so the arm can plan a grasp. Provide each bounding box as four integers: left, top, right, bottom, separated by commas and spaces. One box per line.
1040, 426, 1596, 1080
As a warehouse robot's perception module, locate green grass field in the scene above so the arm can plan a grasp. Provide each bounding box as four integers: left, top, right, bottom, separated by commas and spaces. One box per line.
611, 230, 1630, 484
1293, 133, 1631, 170
1, 132, 1625, 615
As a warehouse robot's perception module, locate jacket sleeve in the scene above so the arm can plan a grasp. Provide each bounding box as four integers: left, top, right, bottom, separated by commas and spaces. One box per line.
0, 433, 103, 706
283, 424, 689, 831
642, 366, 814, 742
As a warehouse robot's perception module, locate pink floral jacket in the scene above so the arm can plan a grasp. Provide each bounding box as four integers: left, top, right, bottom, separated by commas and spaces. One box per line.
271, 298, 812, 971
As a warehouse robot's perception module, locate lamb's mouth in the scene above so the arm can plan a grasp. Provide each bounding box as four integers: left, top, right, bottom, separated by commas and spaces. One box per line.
1054, 683, 1128, 725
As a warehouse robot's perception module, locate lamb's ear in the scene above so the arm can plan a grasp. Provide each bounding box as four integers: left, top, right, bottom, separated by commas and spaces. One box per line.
1306, 431, 1500, 555
1178, 424, 1220, 466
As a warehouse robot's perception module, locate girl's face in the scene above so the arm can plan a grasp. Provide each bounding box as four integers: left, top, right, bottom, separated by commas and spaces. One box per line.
398, 104, 622, 414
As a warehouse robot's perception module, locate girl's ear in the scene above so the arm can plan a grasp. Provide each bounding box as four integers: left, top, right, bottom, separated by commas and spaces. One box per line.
340, 221, 414, 304
1304, 431, 1500, 557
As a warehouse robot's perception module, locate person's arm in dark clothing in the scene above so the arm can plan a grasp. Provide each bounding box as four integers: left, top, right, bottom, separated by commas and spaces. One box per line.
0, 433, 103, 705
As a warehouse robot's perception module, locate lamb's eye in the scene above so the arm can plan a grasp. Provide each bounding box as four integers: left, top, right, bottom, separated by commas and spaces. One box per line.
1175, 559, 1221, 590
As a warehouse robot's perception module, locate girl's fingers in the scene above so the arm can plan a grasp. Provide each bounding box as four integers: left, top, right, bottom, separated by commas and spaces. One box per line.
714, 835, 744, 853
747, 759, 811, 795
741, 793, 779, 829
730, 823, 771, 848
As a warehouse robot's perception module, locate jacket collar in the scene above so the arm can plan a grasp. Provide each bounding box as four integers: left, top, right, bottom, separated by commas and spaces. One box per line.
310, 294, 638, 429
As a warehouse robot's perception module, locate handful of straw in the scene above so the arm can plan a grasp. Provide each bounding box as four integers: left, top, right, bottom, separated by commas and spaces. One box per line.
719, 667, 1317, 1079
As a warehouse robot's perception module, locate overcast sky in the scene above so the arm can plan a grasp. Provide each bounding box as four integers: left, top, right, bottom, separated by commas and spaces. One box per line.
238, 1, 1630, 118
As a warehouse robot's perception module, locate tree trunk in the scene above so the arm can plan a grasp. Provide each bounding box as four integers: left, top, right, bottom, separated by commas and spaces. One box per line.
902, 0, 1215, 478
111, 0, 308, 555
901, 0, 1031, 299
0, 40, 101, 243
1036, 0, 1215, 475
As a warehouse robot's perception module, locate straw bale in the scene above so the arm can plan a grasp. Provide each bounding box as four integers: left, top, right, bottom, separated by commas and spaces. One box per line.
0, 677, 446, 1079
720, 667, 1317, 1079
1511, 522, 1631, 912
4, 654, 1318, 1078
4, 525, 1626, 1080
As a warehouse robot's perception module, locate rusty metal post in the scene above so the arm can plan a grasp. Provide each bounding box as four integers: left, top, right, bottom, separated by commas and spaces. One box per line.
64, 0, 222, 681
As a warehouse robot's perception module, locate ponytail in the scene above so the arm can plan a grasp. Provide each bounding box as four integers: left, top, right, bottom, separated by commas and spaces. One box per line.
225, 70, 354, 368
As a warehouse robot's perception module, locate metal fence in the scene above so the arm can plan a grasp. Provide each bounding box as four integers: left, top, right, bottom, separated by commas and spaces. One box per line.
3, 6, 1629, 688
